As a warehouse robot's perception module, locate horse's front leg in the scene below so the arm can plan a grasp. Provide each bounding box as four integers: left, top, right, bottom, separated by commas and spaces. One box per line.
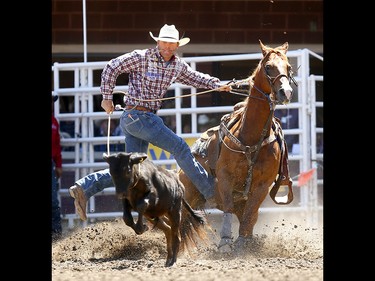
217, 174, 235, 252
233, 184, 269, 251
217, 172, 235, 213
218, 212, 233, 252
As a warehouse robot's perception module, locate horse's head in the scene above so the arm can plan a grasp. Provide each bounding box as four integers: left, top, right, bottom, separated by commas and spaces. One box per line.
103, 152, 148, 199
258, 40, 296, 105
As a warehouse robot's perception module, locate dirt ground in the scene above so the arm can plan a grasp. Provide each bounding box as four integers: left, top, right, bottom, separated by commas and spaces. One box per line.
52, 211, 323, 281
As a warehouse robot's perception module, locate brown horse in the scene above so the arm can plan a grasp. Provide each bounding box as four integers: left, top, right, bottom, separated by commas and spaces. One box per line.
179, 40, 296, 252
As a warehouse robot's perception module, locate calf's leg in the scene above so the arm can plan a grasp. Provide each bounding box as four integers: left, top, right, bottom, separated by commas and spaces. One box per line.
164, 206, 182, 267
122, 199, 148, 235
150, 216, 176, 267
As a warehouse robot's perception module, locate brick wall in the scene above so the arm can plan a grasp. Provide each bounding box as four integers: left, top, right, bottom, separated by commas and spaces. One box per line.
52, 0, 323, 46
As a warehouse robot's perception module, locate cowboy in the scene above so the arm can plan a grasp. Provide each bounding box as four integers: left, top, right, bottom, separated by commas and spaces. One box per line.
69, 24, 232, 221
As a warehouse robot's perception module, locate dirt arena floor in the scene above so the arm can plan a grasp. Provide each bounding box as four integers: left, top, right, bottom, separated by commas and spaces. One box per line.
52, 210, 323, 281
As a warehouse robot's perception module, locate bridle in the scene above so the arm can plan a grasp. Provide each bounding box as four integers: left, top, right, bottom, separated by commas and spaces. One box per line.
262, 50, 298, 86
237, 51, 297, 113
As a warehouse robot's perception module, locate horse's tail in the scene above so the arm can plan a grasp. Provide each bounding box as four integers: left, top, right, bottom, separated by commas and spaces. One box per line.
179, 198, 210, 253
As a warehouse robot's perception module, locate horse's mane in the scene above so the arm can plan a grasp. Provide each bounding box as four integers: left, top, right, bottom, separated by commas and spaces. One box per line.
248, 63, 260, 88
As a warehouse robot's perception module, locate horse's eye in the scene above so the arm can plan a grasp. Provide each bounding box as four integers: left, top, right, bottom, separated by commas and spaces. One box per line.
265, 64, 271, 75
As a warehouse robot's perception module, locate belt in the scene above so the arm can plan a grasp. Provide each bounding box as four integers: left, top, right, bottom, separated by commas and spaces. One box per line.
125, 105, 157, 114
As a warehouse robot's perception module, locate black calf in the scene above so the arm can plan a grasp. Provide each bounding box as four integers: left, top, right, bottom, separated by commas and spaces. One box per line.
103, 152, 206, 267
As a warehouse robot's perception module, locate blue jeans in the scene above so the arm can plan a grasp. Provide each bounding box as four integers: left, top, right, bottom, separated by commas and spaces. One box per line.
52, 161, 62, 233
75, 109, 214, 199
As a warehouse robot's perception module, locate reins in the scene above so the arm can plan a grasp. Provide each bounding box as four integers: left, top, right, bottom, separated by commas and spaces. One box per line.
219, 84, 276, 200
103, 59, 296, 156
112, 78, 251, 102
104, 79, 251, 155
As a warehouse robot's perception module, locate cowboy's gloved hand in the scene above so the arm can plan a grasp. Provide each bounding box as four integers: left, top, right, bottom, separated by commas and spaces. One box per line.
101, 100, 114, 114
218, 84, 232, 92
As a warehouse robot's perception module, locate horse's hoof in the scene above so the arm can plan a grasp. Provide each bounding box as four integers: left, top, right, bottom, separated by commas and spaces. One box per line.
217, 237, 232, 253
234, 234, 266, 252
234, 236, 245, 246
218, 244, 232, 253
139, 224, 149, 234
134, 224, 149, 235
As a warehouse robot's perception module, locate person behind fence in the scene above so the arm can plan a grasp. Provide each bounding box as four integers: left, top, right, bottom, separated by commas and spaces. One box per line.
274, 108, 299, 152
69, 24, 232, 221
52, 95, 63, 236
94, 118, 117, 152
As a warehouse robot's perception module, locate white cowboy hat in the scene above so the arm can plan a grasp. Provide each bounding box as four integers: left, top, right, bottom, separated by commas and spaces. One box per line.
149, 24, 190, 46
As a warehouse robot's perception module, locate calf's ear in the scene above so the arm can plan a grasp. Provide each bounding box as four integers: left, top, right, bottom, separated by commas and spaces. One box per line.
102, 153, 116, 164
130, 152, 148, 164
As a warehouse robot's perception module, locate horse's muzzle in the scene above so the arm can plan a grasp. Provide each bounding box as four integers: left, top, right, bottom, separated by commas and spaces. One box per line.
283, 88, 293, 103
277, 88, 293, 104
277, 76, 293, 104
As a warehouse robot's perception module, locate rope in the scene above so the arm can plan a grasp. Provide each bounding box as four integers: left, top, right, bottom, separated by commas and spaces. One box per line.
112, 77, 251, 102
107, 111, 112, 155
105, 77, 252, 155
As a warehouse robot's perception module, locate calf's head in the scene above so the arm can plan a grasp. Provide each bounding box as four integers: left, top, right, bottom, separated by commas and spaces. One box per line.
103, 152, 148, 199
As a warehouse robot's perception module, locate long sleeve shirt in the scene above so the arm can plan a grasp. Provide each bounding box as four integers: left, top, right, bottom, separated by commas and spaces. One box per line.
100, 47, 222, 111
52, 115, 62, 168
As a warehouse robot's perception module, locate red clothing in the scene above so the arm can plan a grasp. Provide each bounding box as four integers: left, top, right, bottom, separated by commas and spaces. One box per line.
52, 115, 62, 168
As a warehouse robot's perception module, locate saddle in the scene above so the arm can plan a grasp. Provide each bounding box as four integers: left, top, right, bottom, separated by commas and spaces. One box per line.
191, 105, 245, 171
191, 125, 221, 172
191, 112, 293, 205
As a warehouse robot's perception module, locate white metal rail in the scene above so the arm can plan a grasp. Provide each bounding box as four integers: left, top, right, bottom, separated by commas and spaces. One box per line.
52, 49, 323, 228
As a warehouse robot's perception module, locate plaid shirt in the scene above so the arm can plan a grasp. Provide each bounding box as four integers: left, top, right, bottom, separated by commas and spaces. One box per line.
100, 47, 222, 111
